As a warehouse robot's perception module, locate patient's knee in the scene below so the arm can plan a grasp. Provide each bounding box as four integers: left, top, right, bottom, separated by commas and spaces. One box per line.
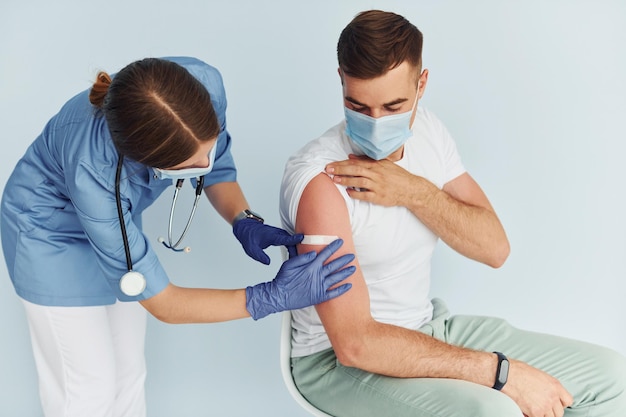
599, 348, 626, 397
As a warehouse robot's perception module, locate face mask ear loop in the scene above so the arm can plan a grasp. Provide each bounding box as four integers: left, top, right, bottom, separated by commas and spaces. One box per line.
409, 83, 421, 130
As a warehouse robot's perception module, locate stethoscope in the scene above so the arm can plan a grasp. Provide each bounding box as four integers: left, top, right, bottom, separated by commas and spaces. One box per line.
158, 174, 204, 253
115, 155, 204, 296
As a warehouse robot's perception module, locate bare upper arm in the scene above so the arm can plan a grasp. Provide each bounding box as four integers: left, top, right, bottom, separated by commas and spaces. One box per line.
443, 172, 495, 212
295, 173, 372, 345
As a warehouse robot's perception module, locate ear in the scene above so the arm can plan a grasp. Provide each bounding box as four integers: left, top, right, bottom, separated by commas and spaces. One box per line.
417, 69, 429, 100
338, 67, 344, 85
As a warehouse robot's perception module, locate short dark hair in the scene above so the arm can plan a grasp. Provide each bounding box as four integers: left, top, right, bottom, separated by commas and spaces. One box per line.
89, 58, 219, 168
337, 10, 423, 80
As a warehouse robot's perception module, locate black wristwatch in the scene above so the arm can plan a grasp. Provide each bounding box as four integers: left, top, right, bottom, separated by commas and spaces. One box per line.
492, 351, 509, 391
232, 209, 264, 225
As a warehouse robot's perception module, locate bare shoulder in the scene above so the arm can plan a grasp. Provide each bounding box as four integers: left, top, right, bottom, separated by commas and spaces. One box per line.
296, 173, 351, 235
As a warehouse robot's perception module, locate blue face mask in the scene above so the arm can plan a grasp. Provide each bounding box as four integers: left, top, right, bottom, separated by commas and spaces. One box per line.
344, 91, 418, 160
153, 139, 218, 180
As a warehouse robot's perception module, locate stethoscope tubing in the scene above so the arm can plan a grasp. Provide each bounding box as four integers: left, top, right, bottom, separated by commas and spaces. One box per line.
163, 176, 204, 251
115, 155, 134, 272
115, 155, 203, 295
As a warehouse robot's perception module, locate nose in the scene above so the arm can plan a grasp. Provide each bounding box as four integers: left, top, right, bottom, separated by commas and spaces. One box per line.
198, 156, 210, 168
369, 109, 383, 119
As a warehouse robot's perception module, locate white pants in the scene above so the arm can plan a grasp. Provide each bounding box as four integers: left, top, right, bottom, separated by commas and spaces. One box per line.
22, 299, 148, 417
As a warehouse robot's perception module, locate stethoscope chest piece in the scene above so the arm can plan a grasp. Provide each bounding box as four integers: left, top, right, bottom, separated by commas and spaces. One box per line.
120, 271, 146, 297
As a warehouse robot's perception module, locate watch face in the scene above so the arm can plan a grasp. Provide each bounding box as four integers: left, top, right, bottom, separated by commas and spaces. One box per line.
245, 210, 264, 222
234, 209, 264, 224
499, 359, 510, 383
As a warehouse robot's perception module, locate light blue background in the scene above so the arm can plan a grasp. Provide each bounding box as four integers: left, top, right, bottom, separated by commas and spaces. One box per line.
1, 1, 624, 416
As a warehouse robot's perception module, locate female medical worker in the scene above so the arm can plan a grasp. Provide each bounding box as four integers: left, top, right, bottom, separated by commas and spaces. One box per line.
0, 56, 355, 417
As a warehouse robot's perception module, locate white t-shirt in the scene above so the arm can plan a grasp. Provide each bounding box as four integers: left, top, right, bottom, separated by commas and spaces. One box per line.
279, 107, 466, 357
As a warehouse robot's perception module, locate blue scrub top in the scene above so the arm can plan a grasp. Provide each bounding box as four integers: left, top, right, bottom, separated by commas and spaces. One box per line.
1, 57, 237, 306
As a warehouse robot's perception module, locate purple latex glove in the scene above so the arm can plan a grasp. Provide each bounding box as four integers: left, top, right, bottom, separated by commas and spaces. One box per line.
245, 239, 355, 320
233, 218, 303, 264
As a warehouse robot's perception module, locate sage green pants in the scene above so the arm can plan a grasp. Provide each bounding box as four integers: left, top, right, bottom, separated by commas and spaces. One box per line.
291, 299, 626, 417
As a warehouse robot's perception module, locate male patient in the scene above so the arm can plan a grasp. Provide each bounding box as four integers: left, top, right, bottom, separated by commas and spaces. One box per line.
279, 9, 626, 417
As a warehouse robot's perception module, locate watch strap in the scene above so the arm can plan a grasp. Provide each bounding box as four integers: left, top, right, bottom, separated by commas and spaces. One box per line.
233, 209, 264, 225
492, 351, 509, 391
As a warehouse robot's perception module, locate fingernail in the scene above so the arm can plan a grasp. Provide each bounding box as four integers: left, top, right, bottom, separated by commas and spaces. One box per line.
325, 166, 335, 174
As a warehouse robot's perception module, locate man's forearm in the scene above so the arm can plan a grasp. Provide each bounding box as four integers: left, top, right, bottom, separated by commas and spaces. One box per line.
335, 319, 498, 385
404, 176, 509, 267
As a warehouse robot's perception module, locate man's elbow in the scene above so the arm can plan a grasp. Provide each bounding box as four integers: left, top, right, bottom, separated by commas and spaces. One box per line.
334, 345, 362, 368
487, 239, 510, 268
332, 337, 370, 368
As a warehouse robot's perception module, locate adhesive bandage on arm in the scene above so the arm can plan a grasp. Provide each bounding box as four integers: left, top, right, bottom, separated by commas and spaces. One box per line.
301, 235, 339, 245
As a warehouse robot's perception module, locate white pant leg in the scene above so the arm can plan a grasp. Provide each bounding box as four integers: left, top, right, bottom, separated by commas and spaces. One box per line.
22, 299, 147, 417
106, 301, 147, 417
